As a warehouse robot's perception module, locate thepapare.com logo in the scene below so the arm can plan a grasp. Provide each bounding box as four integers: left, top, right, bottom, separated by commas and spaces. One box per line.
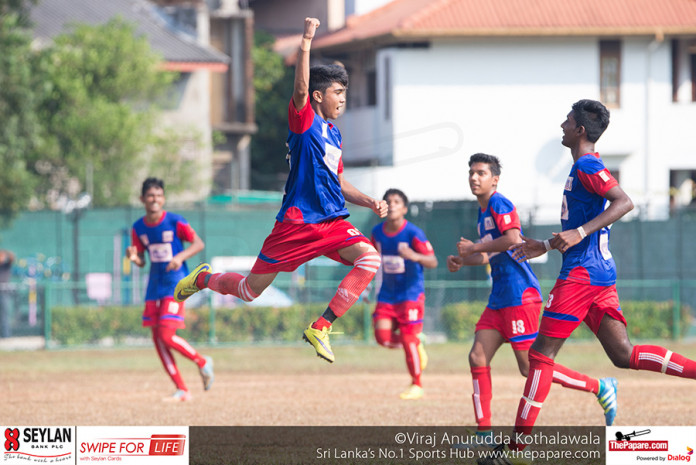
3, 426, 74, 464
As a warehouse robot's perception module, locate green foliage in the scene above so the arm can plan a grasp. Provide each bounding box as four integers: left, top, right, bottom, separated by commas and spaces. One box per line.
249, 30, 294, 190
0, 14, 44, 223
50, 303, 372, 346
441, 300, 691, 342
32, 18, 200, 208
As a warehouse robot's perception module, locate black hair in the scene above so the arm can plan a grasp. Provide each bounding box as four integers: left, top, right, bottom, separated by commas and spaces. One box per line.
309, 64, 348, 101
468, 153, 502, 176
572, 99, 610, 143
141, 177, 164, 196
383, 188, 408, 206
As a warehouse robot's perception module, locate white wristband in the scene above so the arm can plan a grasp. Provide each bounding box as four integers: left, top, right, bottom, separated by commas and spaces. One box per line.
543, 239, 551, 251
577, 226, 587, 239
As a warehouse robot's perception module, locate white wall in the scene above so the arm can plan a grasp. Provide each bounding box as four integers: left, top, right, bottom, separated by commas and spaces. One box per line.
338, 36, 696, 223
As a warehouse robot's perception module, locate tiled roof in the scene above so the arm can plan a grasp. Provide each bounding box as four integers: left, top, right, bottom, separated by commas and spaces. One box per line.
30, 0, 229, 65
314, 0, 696, 49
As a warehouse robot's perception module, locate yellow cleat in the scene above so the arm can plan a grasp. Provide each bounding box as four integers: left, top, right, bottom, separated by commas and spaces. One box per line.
417, 333, 428, 371
400, 384, 424, 400
174, 263, 211, 303
303, 325, 335, 363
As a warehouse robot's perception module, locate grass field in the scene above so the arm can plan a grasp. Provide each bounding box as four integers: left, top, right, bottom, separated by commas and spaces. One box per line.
2, 340, 695, 426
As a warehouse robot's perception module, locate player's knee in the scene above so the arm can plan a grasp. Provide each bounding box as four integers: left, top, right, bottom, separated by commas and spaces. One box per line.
374, 328, 392, 346
607, 344, 633, 369
518, 364, 529, 377
354, 250, 381, 275
468, 348, 487, 368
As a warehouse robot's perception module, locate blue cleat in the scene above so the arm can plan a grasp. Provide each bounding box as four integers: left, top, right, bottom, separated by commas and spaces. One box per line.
597, 377, 618, 426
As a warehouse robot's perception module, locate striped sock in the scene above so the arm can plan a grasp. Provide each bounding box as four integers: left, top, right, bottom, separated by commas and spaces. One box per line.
630, 345, 696, 379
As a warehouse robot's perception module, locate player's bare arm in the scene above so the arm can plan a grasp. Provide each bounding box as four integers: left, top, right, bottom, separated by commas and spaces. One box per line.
397, 242, 438, 268
459, 228, 521, 257
166, 232, 205, 272
339, 173, 388, 217
448, 250, 488, 269
550, 185, 634, 253
292, 17, 320, 112
126, 245, 146, 268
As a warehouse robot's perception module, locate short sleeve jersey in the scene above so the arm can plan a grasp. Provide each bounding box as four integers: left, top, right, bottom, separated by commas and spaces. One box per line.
558, 153, 620, 286
276, 97, 350, 224
371, 220, 434, 304
478, 192, 541, 309
131, 212, 195, 300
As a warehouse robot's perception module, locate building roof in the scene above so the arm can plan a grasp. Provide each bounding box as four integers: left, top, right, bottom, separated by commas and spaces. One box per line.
314, 0, 696, 50
30, 0, 229, 70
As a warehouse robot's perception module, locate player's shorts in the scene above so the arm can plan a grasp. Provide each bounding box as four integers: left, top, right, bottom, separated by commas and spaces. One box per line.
373, 293, 425, 327
142, 297, 185, 329
475, 302, 541, 351
539, 279, 627, 339
251, 218, 373, 274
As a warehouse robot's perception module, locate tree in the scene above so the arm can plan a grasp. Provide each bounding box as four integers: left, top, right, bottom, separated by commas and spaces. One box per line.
250, 30, 294, 191
0, 12, 45, 221
33, 19, 201, 208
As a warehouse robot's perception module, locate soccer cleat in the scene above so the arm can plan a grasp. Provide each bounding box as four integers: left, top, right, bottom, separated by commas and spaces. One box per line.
417, 333, 428, 371
162, 389, 191, 402
399, 384, 424, 400
303, 325, 335, 363
199, 355, 214, 391
597, 377, 618, 426
453, 429, 497, 451
174, 263, 211, 303
476, 443, 532, 465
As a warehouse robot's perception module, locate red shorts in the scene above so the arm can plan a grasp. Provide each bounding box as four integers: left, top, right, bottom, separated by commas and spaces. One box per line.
539, 279, 627, 339
475, 302, 541, 351
373, 293, 425, 328
142, 298, 185, 329
251, 218, 372, 274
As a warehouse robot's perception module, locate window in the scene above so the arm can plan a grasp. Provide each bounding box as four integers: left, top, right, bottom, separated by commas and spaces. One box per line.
366, 70, 376, 107
672, 39, 679, 103
691, 53, 696, 102
600, 40, 621, 107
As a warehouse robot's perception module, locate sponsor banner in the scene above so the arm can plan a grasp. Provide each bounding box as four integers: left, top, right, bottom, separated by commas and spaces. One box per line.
3, 426, 75, 465
77, 426, 188, 465
189, 426, 604, 464
607, 426, 696, 465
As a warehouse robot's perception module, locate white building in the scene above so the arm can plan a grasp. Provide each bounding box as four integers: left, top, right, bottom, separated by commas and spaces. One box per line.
312, 0, 696, 222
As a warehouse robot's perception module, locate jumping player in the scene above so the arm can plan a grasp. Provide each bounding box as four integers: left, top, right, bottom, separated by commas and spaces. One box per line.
173, 17, 387, 363
127, 177, 214, 402
479, 100, 696, 464
371, 189, 437, 400
448, 153, 617, 441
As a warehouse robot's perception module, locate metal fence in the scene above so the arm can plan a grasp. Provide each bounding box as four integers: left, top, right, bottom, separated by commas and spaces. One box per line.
2, 278, 695, 347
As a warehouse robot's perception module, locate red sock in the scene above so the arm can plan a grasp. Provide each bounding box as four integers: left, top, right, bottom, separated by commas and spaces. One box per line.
471, 366, 492, 431
630, 345, 696, 378
152, 329, 187, 391
195, 271, 210, 289
552, 363, 599, 394
312, 316, 331, 330
206, 273, 259, 302
375, 327, 401, 348
400, 328, 423, 386
158, 327, 204, 366
325, 251, 380, 318
513, 349, 555, 446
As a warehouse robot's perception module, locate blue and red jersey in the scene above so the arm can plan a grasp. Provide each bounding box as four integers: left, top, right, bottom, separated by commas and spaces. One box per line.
276, 97, 349, 224
478, 192, 541, 309
371, 220, 434, 304
558, 153, 619, 286
131, 211, 195, 300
